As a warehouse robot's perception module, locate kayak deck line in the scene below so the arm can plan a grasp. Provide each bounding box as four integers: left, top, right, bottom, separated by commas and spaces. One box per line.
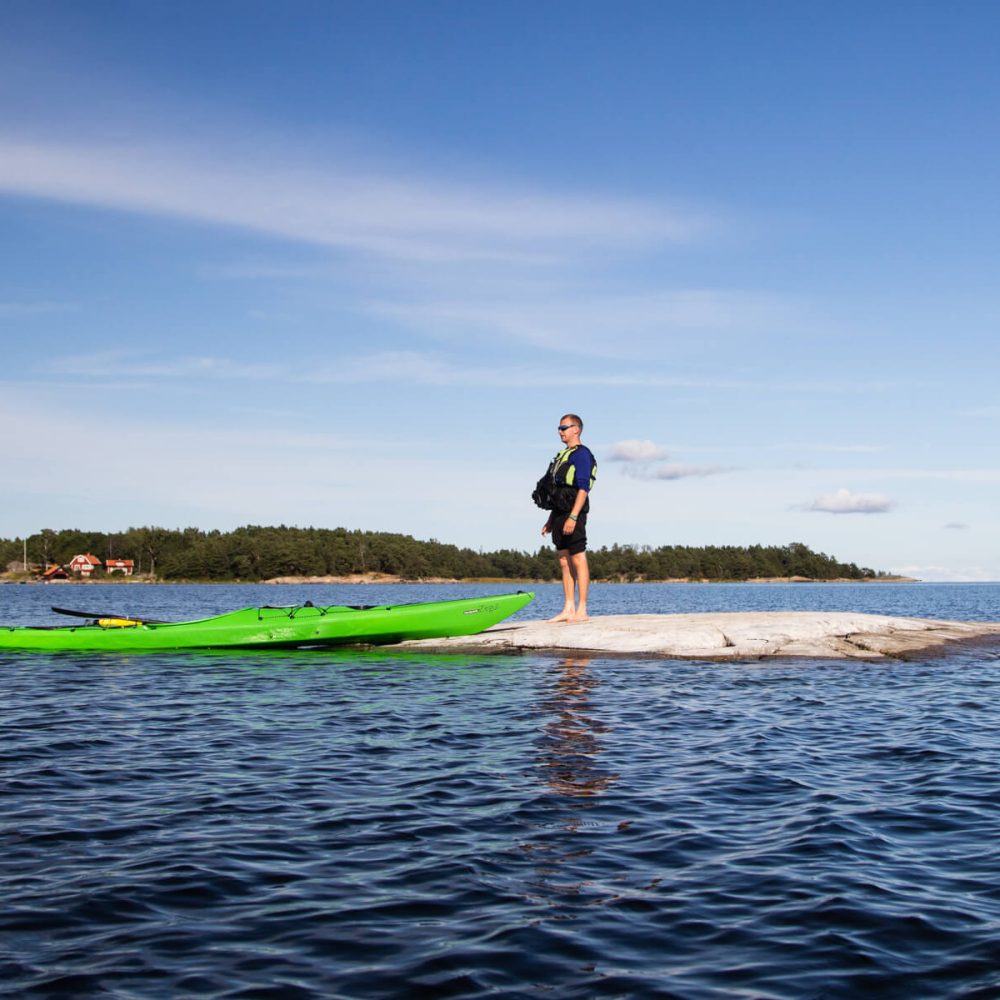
46, 594, 518, 627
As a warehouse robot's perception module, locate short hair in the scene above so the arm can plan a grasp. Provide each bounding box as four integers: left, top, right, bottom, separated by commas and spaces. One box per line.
561, 413, 584, 431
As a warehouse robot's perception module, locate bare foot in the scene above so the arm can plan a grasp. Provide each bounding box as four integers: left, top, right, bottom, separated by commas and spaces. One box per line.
567, 613, 590, 623
547, 611, 575, 622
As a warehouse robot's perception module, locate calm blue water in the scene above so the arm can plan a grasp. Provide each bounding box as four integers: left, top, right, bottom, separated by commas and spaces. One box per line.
3, 583, 1000, 998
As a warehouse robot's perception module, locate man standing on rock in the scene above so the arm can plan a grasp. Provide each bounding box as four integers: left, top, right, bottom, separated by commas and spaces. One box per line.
540, 414, 597, 622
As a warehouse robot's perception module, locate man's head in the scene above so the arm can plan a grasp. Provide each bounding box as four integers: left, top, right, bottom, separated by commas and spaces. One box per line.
558, 414, 583, 446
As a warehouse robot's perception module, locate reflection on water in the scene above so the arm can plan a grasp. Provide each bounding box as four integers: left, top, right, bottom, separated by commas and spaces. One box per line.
537, 656, 619, 799
521, 657, 623, 902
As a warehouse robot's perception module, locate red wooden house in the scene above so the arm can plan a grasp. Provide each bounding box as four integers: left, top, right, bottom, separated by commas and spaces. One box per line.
106, 559, 135, 576
68, 554, 103, 576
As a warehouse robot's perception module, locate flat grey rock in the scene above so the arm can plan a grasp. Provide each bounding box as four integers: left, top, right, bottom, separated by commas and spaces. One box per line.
401, 612, 1000, 660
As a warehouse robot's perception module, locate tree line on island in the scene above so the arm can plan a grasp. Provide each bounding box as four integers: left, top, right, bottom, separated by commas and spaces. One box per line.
1, 526, 891, 582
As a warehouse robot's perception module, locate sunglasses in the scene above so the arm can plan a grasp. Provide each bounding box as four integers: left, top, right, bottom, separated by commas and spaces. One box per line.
557, 424, 577, 431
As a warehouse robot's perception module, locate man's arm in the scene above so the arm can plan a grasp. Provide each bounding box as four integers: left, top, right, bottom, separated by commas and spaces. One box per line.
562, 489, 588, 534
562, 448, 593, 533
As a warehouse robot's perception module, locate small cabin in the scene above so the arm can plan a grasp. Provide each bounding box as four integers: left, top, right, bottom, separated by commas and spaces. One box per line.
41, 564, 69, 580
69, 554, 103, 576
106, 559, 135, 576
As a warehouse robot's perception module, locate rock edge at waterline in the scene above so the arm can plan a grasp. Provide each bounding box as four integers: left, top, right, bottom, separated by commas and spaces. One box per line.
402, 612, 1000, 661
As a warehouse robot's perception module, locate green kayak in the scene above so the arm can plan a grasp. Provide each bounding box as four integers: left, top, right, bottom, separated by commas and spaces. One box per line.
0, 592, 534, 652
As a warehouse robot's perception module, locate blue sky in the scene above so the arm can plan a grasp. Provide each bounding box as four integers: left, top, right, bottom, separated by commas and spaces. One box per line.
1, 1, 997, 580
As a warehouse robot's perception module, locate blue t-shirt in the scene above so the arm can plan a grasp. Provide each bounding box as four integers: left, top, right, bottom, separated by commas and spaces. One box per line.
564, 446, 595, 493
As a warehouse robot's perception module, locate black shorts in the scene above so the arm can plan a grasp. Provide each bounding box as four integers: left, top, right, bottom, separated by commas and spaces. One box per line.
550, 509, 588, 555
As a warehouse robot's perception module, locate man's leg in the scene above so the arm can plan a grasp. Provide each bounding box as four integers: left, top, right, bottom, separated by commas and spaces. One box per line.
569, 551, 589, 621
548, 548, 577, 621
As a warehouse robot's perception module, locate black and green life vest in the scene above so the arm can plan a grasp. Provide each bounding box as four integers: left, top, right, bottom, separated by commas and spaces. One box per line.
532, 445, 597, 512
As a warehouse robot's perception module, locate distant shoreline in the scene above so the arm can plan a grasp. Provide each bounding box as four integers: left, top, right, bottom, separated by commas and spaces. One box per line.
1, 573, 919, 585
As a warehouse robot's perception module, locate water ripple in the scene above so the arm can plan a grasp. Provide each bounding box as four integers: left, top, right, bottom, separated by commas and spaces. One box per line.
4, 585, 1000, 995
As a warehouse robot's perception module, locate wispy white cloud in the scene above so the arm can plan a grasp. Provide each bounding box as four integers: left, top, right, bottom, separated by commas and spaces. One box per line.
367, 289, 798, 357
37, 347, 929, 399
826, 467, 1000, 483
0, 300, 72, 315
48, 350, 279, 380
767, 442, 884, 454
606, 437, 733, 480
0, 135, 705, 265
34, 349, 743, 389
301, 352, 815, 390
647, 464, 734, 480
0, 131, 833, 370
943, 522, 969, 530
300, 352, 750, 388
607, 439, 671, 462
806, 488, 896, 514
202, 260, 336, 281
957, 403, 1000, 418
